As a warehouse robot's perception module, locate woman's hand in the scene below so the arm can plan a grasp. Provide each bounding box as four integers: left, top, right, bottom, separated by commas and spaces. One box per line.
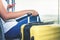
27, 10, 39, 16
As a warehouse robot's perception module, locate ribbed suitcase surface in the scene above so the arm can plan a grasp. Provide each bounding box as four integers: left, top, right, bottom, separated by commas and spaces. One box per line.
30, 24, 60, 40
21, 22, 54, 40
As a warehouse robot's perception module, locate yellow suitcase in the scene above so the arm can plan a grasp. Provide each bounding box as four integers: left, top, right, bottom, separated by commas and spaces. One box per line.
21, 21, 54, 40
30, 24, 60, 40
20, 14, 41, 40
21, 24, 32, 40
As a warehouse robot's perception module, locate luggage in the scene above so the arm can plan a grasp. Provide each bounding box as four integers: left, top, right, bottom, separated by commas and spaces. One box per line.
21, 14, 41, 40
21, 22, 54, 40
30, 24, 60, 40
21, 22, 60, 40
21, 14, 54, 40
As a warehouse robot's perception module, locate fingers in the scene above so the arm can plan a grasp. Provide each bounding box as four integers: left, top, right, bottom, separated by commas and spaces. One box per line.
27, 10, 39, 16
12, 3, 15, 6
31, 10, 39, 16
7, 3, 15, 8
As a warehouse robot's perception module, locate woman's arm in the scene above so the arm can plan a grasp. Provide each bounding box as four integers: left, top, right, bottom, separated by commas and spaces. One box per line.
0, 0, 38, 21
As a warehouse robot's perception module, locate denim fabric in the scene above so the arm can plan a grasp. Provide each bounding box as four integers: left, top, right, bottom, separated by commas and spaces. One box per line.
0, 19, 3, 40
0, 18, 5, 40
5, 18, 28, 39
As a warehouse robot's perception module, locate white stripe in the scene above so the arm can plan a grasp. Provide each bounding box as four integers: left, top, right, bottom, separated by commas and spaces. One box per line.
3, 22, 18, 33
28, 17, 30, 23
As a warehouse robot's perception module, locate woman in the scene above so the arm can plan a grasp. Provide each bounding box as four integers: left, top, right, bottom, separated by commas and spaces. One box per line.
0, 0, 38, 39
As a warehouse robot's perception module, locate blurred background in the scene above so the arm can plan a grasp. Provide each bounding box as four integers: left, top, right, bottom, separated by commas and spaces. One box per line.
15, 0, 59, 23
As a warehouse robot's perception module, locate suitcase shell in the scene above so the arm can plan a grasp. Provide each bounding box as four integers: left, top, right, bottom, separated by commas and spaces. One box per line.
21, 23, 33, 40
30, 24, 60, 40
21, 24, 26, 40
20, 14, 41, 40
21, 22, 54, 40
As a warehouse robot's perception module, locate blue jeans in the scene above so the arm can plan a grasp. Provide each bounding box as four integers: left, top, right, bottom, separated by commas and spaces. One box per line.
5, 16, 41, 39
5, 18, 28, 39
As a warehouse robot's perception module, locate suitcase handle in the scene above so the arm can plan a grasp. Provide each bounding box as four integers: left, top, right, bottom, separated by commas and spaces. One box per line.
28, 14, 40, 23
28, 21, 54, 25
27, 13, 32, 16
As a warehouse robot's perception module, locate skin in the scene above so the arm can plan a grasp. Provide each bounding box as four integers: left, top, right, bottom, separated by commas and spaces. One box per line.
0, 0, 38, 21
7, 4, 15, 8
